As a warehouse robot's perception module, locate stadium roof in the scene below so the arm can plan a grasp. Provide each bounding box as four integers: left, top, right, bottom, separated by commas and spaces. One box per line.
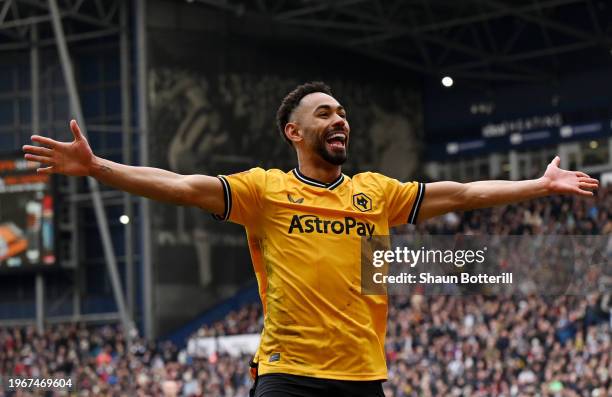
0, 0, 120, 52
0, 0, 611, 85
186, 0, 612, 85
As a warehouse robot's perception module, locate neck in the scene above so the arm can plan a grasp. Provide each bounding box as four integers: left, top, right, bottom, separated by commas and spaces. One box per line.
296, 152, 342, 183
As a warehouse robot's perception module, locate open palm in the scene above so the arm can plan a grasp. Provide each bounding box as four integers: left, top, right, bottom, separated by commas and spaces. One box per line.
22, 120, 94, 177
542, 156, 599, 196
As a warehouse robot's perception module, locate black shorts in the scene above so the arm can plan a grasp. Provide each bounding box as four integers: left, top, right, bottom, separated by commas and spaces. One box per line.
251, 373, 385, 397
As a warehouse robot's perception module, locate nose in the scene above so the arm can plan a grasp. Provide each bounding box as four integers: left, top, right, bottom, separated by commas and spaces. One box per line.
331, 115, 346, 129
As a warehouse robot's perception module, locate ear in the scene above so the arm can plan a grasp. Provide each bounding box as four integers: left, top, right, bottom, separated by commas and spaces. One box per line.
284, 122, 303, 145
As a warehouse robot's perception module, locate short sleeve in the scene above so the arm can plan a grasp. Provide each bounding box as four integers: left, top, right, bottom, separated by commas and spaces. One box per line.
213, 167, 266, 227
376, 174, 426, 227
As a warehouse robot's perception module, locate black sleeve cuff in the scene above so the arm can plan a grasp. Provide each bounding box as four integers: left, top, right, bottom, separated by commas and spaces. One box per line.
407, 182, 425, 225
212, 176, 232, 221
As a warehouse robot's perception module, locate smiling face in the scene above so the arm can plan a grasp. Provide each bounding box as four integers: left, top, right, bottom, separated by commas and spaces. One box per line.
287, 92, 350, 166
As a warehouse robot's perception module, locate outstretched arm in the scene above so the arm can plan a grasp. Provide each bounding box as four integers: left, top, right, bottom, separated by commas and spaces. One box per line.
22, 120, 225, 214
417, 156, 599, 222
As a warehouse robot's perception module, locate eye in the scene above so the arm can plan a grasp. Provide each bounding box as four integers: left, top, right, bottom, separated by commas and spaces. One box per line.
318, 112, 329, 118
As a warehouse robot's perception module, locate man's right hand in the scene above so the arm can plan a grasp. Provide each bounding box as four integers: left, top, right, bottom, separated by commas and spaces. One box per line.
22, 119, 94, 177
22, 119, 226, 215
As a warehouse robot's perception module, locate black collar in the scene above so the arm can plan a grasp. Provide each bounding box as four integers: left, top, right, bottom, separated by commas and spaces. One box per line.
292, 168, 345, 190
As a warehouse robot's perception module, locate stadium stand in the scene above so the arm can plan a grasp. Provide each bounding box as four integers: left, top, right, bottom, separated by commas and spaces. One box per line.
2, 190, 609, 396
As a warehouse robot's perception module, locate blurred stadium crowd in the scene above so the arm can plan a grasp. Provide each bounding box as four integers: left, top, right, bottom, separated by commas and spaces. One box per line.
1, 190, 610, 396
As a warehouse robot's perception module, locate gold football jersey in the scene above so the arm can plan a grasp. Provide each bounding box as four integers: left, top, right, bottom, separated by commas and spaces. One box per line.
214, 168, 424, 380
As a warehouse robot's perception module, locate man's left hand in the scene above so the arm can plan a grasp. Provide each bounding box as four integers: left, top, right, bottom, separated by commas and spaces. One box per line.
541, 156, 599, 197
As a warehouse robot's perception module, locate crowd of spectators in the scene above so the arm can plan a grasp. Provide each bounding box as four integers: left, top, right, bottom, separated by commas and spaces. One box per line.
385, 294, 610, 396
386, 188, 611, 396
191, 303, 262, 338
1, 190, 610, 396
0, 323, 253, 396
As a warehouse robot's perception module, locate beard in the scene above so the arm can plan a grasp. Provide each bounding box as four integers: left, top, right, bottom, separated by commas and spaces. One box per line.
314, 136, 348, 165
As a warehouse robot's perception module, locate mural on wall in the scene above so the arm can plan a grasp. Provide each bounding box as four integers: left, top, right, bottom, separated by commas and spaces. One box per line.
149, 70, 422, 178
147, 69, 423, 291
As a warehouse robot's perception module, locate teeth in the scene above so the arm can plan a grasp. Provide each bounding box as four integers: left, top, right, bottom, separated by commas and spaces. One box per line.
328, 133, 345, 141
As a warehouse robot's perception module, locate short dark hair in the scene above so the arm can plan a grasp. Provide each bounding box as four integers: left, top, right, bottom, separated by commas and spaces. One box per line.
276, 81, 333, 146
